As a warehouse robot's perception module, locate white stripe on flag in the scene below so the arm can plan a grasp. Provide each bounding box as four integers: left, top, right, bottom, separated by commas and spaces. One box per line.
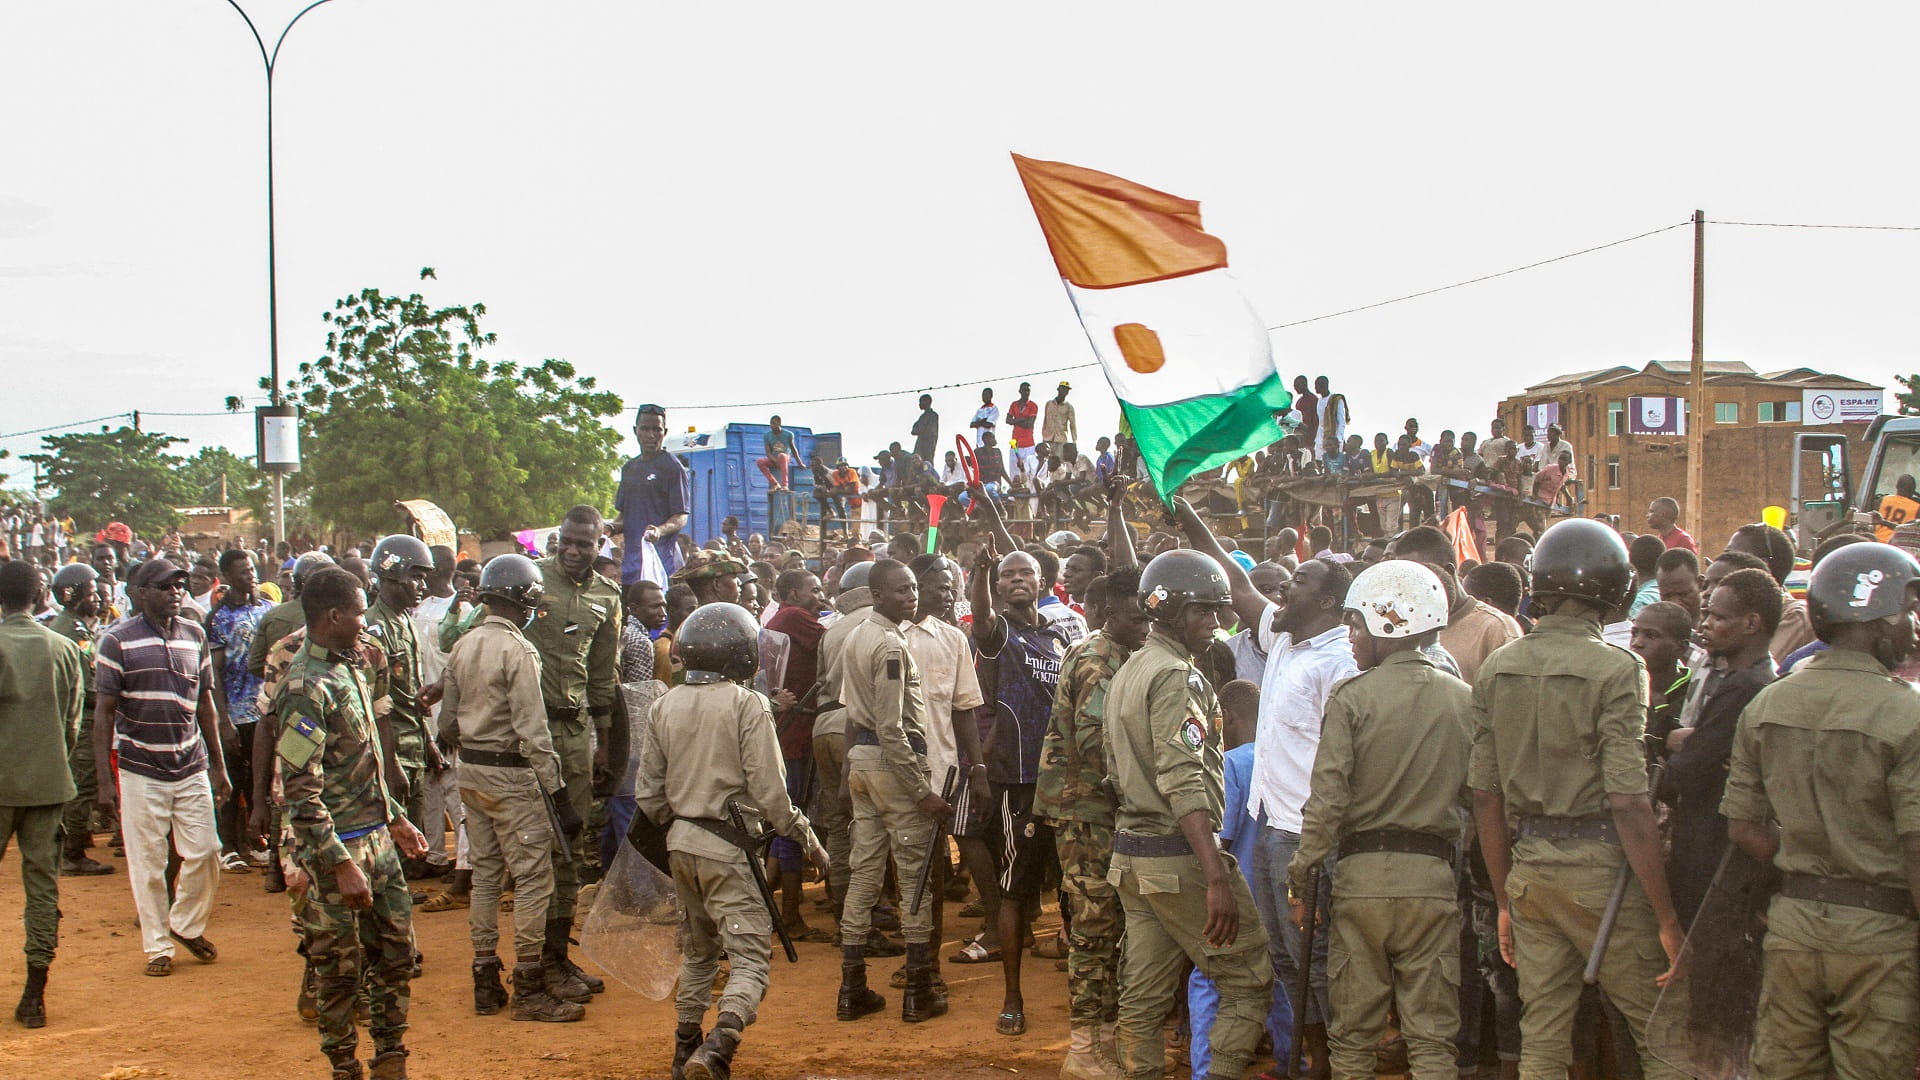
1064, 268, 1275, 408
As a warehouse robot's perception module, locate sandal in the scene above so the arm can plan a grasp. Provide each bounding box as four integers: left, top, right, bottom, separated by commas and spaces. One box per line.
950, 935, 1001, 965
996, 1009, 1027, 1036
170, 932, 218, 963
219, 852, 252, 874
145, 955, 173, 977
419, 891, 469, 912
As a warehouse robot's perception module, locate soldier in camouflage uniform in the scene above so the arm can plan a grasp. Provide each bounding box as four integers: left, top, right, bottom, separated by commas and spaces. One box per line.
46, 563, 112, 876
1036, 566, 1150, 1080
277, 567, 429, 1080
363, 536, 436, 882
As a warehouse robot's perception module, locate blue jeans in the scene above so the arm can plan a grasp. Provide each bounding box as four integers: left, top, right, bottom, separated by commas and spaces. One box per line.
600, 795, 636, 874
1252, 826, 1333, 1025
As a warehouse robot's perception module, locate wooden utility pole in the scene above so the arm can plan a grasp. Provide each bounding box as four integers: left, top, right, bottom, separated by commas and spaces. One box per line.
1686, 209, 1706, 540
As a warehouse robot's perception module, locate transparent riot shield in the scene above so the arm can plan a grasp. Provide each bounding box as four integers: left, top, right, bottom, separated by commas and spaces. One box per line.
1646, 848, 1778, 1079
579, 837, 684, 1000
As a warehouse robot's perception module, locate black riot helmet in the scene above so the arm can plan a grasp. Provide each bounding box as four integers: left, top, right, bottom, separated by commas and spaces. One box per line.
1528, 518, 1632, 613
369, 534, 433, 586
1138, 549, 1232, 625
51, 562, 99, 606
838, 561, 873, 592
478, 554, 545, 608
289, 552, 336, 597
673, 602, 760, 683
1807, 541, 1920, 633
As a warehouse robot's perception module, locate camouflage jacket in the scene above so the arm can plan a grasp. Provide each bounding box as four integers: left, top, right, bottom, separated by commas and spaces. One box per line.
276, 639, 403, 869
1034, 631, 1131, 827
364, 599, 425, 769
259, 626, 389, 805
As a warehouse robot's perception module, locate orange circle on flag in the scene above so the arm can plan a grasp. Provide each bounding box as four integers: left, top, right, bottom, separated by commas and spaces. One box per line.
1113, 322, 1165, 374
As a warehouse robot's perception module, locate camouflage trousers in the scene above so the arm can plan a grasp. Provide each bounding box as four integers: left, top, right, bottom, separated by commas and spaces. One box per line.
297, 827, 413, 1062
1055, 818, 1121, 1026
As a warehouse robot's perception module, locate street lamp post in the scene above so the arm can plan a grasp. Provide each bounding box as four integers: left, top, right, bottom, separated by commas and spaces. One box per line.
223, 0, 335, 547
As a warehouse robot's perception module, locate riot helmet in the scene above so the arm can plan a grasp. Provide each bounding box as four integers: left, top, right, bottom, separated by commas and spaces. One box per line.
1529, 518, 1631, 612
673, 602, 760, 683
1139, 549, 1231, 624
478, 553, 545, 608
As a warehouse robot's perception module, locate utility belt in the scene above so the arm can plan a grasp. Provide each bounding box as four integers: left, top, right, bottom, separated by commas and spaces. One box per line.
459, 747, 529, 768
679, 815, 768, 855
544, 703, 583, 725
1780, 872, 1917, 919
1518, 815, 1619, 845
1338, 828, 1455, 867
848, 727, 927, 755
1112, 831, 1193, 858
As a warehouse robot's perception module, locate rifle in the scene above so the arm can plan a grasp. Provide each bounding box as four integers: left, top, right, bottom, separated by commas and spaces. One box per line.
726, 797, 798, 964
1584, 761, 1666, 984
908, 766, 958, 916
1289, 862, 1322, 1079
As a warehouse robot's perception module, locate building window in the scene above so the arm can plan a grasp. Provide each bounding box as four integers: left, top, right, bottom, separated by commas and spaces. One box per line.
1785, 400, 1802, 422
1607, 455, 1621, 489
1607, 400, 1624, 436
1759, 402, 1776, 423
1715, 402, 1739, 424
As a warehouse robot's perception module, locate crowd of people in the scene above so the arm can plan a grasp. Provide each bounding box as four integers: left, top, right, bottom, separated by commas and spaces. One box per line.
4, 384, 1920, 1080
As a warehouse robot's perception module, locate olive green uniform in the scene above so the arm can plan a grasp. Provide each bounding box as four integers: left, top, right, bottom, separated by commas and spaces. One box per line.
437, 615, 565, 959
1467, 614, 1680, 1080
0, 612, 85, 968
1288, 651, 1472, 1080
1036, 630, 1130, 1029
522, 556, 621, 920
365, 599, 428, 828
247, 598, 306, 679
1104, 629, 1271, 1080
277, 641, 412, 1068
637, 678, 817, 1028
45, 610, 99, 857
836, 606, 937, 948
1721, 649, 1920, 1079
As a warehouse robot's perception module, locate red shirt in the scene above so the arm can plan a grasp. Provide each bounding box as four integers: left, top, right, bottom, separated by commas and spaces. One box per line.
1007, 399, 1039, 448
1660, 526, 1698, 554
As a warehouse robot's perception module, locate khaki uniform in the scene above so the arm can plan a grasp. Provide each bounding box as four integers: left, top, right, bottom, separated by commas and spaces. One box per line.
1467, 614, 1679, 1080
809, 593, 870, 913
637, 678, 816, 1027
1036, 630, 1130, 1029
1721, 649, 1920, 1079
836, 606, 937, 947
0, 612, 85, 968
365, 599, 427, 826
437, 615, 565, 959
1104, 629, 1271, 1080
45, 609, 99, 856
1288, 650, 1472, 1080
522, 556, 621, 919
277, 641, 412, 1066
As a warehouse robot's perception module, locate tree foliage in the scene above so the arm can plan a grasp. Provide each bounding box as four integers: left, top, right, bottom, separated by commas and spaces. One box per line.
1897, 374, 1920, 416
25, 426, 193, 536
179, 446, 269, 518
279, 286, 625, 537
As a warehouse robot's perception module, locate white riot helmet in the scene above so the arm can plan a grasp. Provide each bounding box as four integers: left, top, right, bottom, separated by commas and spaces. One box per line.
1346, 560, 1449, 639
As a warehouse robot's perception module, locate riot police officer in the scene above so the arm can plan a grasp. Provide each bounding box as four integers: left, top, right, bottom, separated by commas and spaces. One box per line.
1723, 542, 1920, 1078
636, 602, 825, 1080
1469, 518, 1684, 1080
1105, 550, 1272, 1080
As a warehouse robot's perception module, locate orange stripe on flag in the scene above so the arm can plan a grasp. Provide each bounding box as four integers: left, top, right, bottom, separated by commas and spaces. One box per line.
1011, 154, 1229, 290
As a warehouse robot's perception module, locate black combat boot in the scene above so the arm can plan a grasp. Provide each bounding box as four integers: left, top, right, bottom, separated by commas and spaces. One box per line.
367, 1048, 408, 1080
14, 964, 47, 1028
683, 1014, 743, 1080
510, 961, 585, 1023
671, 1021, 705, 1080
545, 917, 604, 993
900, 943, 947, 1023
328, 1053, 363, 1080
471, 955, 507, 1015
835, 945, 885, 1021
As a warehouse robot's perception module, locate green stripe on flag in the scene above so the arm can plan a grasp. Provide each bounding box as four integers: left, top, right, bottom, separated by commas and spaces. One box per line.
1122, 373, 1292, 503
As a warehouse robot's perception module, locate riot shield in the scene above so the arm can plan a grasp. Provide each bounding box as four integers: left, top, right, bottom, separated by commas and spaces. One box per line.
579, 836, 685, 1000
1646, 848, 1778, 1079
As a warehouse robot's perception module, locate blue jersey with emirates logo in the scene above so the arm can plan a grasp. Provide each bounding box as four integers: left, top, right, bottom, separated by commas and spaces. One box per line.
979, 614, 1069, 784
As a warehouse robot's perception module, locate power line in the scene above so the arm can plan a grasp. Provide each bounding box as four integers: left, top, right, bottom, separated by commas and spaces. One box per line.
1709, 220, 1920, 231
0, 413, 131, 442
668, 219, 1695, 410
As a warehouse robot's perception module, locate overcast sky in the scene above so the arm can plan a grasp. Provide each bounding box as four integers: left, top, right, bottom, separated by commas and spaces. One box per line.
5, 2, 1917, 497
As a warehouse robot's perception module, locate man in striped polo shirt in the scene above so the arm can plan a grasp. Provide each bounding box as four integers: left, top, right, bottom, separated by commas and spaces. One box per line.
92, 558, 233, 977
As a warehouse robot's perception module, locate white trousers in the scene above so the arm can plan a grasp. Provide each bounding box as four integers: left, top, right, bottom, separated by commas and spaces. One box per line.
118, 768, 221, 959
420, 762, 469, 869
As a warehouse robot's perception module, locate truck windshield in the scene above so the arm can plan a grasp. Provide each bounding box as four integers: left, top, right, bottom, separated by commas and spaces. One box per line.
1869, 434, 1920, 520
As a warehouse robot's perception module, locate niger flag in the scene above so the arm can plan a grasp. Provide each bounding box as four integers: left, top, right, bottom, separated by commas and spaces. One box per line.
1012, 153, 1290, 501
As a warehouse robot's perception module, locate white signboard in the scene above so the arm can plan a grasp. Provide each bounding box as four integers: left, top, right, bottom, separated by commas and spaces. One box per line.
1802, 388, 1882, 425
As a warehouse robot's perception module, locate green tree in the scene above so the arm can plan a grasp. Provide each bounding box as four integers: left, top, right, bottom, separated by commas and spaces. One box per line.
278, 285, 624, 536
1897, 374, 1920, 415
179, 446, 269, 514
25, 426, 193, 536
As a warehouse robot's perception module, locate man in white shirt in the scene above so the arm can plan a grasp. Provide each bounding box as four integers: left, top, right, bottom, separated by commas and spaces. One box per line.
1172, 498, 1354, 1067
969, 388, 1000, 442
410, 545, 468, 881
